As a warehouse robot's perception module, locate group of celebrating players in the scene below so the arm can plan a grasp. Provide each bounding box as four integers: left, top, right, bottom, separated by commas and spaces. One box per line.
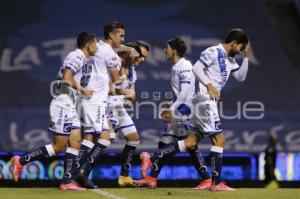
10, 20, 250, 192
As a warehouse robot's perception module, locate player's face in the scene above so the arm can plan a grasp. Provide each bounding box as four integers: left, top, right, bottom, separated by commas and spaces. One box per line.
136, 46, 149, 65
163, 44, 174, 61
229, 41, 247, 57
87, 39, 98, 56
111, 28, 125, 48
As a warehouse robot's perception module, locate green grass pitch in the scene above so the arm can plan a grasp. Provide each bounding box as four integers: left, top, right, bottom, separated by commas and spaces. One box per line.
0, 188, 298, 199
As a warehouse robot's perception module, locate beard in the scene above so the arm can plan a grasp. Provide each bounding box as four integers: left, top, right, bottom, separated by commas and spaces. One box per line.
228, 49, 237, 57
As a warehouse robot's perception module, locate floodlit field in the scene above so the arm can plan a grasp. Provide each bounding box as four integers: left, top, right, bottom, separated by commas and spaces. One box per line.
0, 188, 298, 199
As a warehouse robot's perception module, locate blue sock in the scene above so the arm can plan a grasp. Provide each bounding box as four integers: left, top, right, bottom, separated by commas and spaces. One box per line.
188, 149, 210, 180
120, 144, 136, 177
81, 139, 110, 176
62, 147, 79, 184
150, 141, 183, 178
19, 144, 55, 165
209, 146, 223, 185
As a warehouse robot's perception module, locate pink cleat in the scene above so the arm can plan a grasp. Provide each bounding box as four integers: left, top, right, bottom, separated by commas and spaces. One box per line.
209, 182, 236, 192
193, 178, 212, 190
10, 156, 23, 182
59, 182, 87, 191
140, 152, 152, 178
134, 176, 157, 188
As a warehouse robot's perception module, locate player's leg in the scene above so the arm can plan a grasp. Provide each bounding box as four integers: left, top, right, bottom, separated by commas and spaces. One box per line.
76, 101, 97, 171
136, 132, 200, 188
189, 148, 211, 189
117, 110, 140, 187
75, 102, 102, 172
59, 128, 86, 190
193, 98, 235, 192
10, 135, 64, 182
80, 131, 110, 177
208, 133, 235, 191
60, 106, 83, 184
140, 116, 182, 178
11, 101, 70, 182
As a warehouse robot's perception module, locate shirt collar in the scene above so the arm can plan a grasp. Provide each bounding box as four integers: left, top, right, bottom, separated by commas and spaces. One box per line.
172, 57, 185, 69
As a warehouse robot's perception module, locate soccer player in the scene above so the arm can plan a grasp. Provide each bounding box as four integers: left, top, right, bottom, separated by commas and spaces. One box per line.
10, 32, 97, 191
108, 41, 149, 187
137, 29, 249, 192
74, 21, 128, 189
138, 37, 211, 189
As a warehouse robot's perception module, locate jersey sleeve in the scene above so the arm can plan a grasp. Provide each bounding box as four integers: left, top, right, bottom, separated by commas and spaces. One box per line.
228, 57, 240, 71
105, 49, 121, 69
128, 66, 137, 84
62, 53, 84, 74
198, 48, 216, 68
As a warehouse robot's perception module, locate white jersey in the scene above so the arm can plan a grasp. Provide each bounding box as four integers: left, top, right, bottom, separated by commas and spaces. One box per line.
55, 48, 86, 105
115, 66, 137, 90
80, 40, 122, 104
197, 43, 240, 95
171, 58, 195, 105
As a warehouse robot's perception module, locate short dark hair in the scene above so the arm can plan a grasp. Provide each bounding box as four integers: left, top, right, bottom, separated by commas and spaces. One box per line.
77, 32, 96, 49
136, 40, 150, 52
225, 28, 248, 45
125, 40, 150, 57
167, 37, 187, 57
103, 21, 125, 39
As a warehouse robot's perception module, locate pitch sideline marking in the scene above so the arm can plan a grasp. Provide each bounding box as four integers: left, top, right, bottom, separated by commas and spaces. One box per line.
91, 189, 128, 199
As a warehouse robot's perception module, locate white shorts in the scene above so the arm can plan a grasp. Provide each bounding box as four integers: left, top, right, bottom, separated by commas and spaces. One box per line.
102, 117, 110, 132
107, 97, 137, 136
48, 99, 80, 136
186, 94, 222, 136
79, 101, 106, 134
164, 116, 189, 137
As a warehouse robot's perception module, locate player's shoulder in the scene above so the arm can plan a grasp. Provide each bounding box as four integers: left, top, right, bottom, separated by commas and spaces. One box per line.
202, 45, 219, 56
180, 58, 193, 69
97, 40, 115, 54
177, 58, 193, 74
65, 49, 85, 62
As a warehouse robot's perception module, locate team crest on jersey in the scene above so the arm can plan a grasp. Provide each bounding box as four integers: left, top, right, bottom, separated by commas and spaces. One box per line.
63, 123, 72, 132
214, 121, 222, 130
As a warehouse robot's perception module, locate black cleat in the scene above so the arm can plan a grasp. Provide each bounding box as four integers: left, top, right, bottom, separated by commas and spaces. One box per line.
75, 173, 98, 189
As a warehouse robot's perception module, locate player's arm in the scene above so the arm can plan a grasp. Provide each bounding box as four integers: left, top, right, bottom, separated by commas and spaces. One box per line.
115, 87, 135, 101
193, 60, 220, 101
160, 102, 172, 124
62, 68, 94, 97
109, 67, 126, 85
170, 68, 193, 115
232, 43, 250, 82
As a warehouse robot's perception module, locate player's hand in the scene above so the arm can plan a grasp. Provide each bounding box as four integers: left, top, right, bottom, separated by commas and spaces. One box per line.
80, 88, 94, 97
243, 42, 250, 58
206, 83, 220, 101
124, 99, 133, 107
123, 89, 136, 101
161, 110, 172, 124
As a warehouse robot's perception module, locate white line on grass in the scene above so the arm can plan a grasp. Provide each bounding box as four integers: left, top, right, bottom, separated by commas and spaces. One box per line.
91, 189, 128, 199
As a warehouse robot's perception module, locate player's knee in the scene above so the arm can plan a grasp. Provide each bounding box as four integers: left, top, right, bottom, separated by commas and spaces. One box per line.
184, 139, 198, 150
211, 134, 225, 147
69, 136, 82, 150
184, 135, 198, 150
84, 134, 95, 142
52, 143, 67, 153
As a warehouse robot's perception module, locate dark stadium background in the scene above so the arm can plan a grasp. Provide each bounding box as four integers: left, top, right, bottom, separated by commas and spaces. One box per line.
0, 0, 300, 187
